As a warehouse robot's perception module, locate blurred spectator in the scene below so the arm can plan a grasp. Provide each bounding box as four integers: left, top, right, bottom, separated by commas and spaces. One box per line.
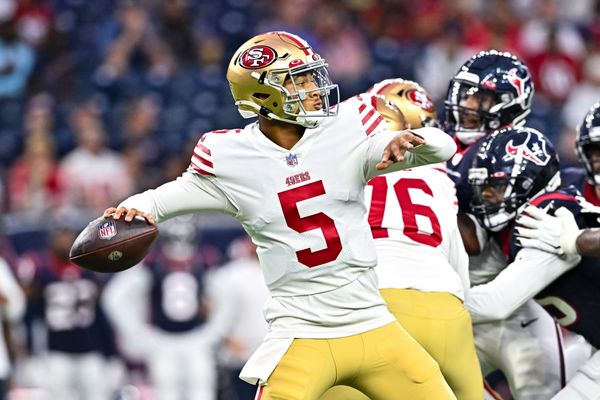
59, 101, 133, 216
525, 23, 582, 104
14, 0, 54, 48
120, 94, 162, 191
562, 51, 600, 129
312, 4, 371, 98
205, 237, 268, 400
414, 22, 476, 102
94, 1, 176, 87
158, 0, 196, 68
0, 3, 35, 99
0, 255, 25, 400
14, 227, 122, 400
103, 219, 217, 400
7, 96, 63, 216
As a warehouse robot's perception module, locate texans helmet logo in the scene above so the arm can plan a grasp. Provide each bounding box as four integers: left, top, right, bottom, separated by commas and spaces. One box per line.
239, 46, 277, 69
506, 68, 525, 98
504, 132, 550, 166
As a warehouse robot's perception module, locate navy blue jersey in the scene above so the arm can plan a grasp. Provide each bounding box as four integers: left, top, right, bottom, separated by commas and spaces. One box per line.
146, 251, 206, 333
23, 253, 114, 354
447, 137, 486, 212
499, 187, 600, 348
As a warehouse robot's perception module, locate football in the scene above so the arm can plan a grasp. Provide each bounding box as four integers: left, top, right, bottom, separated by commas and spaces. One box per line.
69, 216, 159, 273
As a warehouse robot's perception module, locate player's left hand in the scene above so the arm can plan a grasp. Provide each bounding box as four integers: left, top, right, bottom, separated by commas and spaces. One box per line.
376, 130, 425, 170
515, 205, 582, 256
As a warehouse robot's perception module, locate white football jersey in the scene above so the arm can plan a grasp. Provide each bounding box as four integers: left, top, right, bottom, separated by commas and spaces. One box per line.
120, 96, 456, 338
365, 164, 469, 300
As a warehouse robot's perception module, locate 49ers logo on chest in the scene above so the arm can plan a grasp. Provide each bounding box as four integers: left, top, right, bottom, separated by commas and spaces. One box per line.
239, 45, 277, 69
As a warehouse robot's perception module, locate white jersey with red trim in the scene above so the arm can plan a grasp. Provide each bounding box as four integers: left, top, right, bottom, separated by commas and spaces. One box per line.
365, 164, 469, 300
119, 96, 456, 339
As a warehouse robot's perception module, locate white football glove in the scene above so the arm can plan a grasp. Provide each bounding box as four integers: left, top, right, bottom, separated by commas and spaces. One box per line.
515, 205, 583, 256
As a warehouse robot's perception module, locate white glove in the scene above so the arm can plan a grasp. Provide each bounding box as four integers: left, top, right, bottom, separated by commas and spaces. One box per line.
515, 205, 583, 256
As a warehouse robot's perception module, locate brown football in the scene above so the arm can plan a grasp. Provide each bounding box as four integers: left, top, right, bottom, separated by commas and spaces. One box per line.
69, 216, 159, 273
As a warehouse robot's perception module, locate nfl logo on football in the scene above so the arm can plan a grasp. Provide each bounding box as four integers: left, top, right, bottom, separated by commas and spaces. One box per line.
286, 153, 298, 167
98, 220, 117, 240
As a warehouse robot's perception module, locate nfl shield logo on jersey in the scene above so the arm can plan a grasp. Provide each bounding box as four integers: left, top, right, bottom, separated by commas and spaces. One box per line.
286, 153, 298, 167
97, 220, 117, 240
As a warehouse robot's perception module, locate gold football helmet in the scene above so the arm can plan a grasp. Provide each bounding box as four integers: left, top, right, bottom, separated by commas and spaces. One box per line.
367, 78, 438, 129
227, 31, 339, 128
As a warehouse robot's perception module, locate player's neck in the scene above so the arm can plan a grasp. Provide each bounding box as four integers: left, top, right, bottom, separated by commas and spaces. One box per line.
258, 117, 305, 150
595, 185, 600, 202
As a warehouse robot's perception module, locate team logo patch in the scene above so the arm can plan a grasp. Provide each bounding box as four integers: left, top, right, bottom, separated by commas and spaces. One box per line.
98, 220, 117, 240
286, 153, 298, 167
239, 46, 277, 69
407, 89, 434, 112
505, 132, 550, 166
506, 68, 525, 98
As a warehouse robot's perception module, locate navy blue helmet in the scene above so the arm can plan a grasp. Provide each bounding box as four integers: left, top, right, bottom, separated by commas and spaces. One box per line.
445, 50, 534, 145
468, 126, 560, 231
576, 102, 600, 186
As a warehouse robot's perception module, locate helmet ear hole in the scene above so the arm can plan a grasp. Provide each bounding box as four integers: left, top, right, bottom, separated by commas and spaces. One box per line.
252, 93, 270, 100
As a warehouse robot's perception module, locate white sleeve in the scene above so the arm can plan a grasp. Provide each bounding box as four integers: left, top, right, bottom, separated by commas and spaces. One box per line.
448, 226, 471, 298
465, 248, 581, 324
118, 171, 238, 223
365, 127, 457, 181
0, 257, 25, 322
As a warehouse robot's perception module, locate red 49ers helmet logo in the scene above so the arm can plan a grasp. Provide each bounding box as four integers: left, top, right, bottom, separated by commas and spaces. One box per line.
407, 89, 435, 112
239, 45, 277, 69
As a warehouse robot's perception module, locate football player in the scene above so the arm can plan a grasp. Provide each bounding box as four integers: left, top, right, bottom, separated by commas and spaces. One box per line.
0, 255, 25, 400
102, 31, 458, 400
500, 104, 600, 400
102, 219, 217, 400
15, 227, 121, 400
462, 127, 600, 399
323, 79, 482, 400
445, 50, 576, 398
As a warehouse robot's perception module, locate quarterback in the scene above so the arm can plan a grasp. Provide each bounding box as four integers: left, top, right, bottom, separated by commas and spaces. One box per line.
103, 31, 457, 399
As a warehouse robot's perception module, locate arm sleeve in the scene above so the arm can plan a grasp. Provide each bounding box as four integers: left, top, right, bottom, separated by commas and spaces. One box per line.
364, 127, 457, 181
465, 248, 581, 323
448, 225, 471, 298
0, 257, 25, 322
118, 171, 238, 223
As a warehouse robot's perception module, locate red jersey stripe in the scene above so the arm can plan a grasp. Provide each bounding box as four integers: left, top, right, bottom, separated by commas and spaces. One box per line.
189, 159, 215, 177
358, 103, 366, 113
192, 153, 213, 169
196, 143, 212, 156
361, 109, 376, 125
529, 193, 577, 207
193, 149, 213, 168
366, 115, 384, 136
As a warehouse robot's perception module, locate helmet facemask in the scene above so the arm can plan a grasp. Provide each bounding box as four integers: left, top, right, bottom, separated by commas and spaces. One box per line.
273, 60, 339, 128
576, 128, 600, 186
469, 168, 522, 231
446, 80, 527, 145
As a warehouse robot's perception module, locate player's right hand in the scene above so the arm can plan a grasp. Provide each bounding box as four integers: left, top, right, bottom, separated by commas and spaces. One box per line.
103, 207, 156, 225
376, 130, 426, 170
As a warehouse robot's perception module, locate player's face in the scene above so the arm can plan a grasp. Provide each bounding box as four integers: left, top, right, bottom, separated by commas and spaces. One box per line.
477, 182, 507, 209
283, 72, 323, 112
587, 144, 600, 174
459, 92, 495, 129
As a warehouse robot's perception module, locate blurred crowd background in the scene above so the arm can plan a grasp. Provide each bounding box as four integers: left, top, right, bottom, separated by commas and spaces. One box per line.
0, 0, 599, 399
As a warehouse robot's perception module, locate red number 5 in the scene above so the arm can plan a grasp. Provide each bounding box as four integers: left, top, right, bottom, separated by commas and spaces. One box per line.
278, 181, 343, 268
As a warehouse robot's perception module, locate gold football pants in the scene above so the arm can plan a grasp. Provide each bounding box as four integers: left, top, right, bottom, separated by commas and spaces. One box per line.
257, 321, 456, 400
321, 289, 483, 400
